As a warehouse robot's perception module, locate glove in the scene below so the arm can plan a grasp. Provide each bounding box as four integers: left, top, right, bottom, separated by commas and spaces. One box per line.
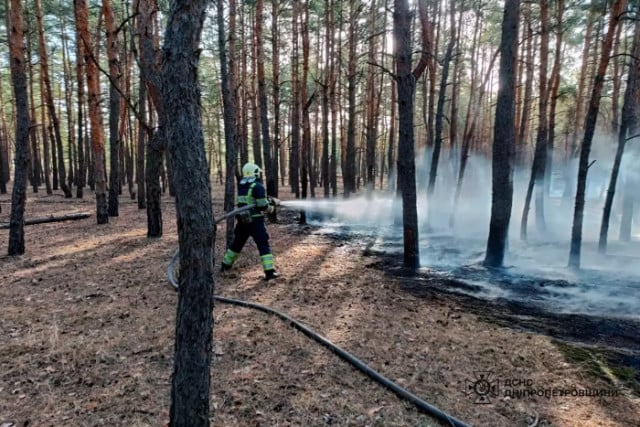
267, 204, 275, 214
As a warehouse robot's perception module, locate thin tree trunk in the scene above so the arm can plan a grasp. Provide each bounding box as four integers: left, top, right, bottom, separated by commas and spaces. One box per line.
74, 2, 86, 198
0, 76, 9, 194
290, 0, 301, 198
427, 0, 456, 198
569, 0, 627, 268
60, 13, 76, 193
137, 0, 164, 237
521, 0, 550, 239
570, 7, 595, 157
37, 0, 71, 197
322, 0, 331, 197
136, 80, 147, 209
270, 0, 280, 201
329, 0, 339, 197
364, 0, 378, 192
26, 30, 41, 194
103, 0, 120, 217
39, 65, 52, 194
76, 0, 109, 223
217, 0, 239, 246
546, 0, 565, 197
256, 0, 273, 198
517, 14, 534, 164
344, 0, 359, 198
599, 17, 640, 252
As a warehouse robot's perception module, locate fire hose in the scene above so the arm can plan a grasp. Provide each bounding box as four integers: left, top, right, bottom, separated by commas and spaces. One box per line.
166, 206, 471, 427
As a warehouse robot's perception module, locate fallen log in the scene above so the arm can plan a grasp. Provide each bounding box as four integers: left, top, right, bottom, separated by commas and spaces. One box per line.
0, 212, 91, 229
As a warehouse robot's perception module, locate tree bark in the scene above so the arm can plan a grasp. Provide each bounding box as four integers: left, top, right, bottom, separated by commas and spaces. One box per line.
75, 0, 108, 224
427, 0, 456, 198
162, 1, 214, 426
256, 0, 274, 199
103, 0, 120, 217
37, 0, 71, 198
270, 0, 281, 201
394, 0, 430, 268
569, 0, 627, 268
136, 0, 164, 237
484, 0, 520, 268
217, 0, 239, 247
344, 0, 359, 198
599, 17, 640, 253
521, 0, 550, 239
7, 0, 30, 255
290, 0, 301, 198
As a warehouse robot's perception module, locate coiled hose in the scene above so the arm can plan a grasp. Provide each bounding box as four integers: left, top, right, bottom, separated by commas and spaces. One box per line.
166, 226, 472, 427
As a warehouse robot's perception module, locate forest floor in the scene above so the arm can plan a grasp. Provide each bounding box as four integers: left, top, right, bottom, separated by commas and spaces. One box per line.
1, 186, 639, 427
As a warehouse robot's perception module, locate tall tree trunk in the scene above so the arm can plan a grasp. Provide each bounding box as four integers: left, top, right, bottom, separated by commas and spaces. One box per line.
37, 0, 71, 197
0, 76, 9, 194
39, 63, 52, 194
60, 13, 76, 194
610, 20, 624, 135
270, 0, 280, 200
26, 29, 41, 194
427, 0, 456, 197
301, 0, 312, 208
329, 0, 339, 197
217, 0, 239, 246
599, 17, 640, 252
290, 0, 301, 198
517, 14, 534, 164
484, 0, 520, 268
344, 0, 359, 198
137, 0, 164, 237
256, 0, 273, 198
74, 2, 86, 198
75, 0, 109, 223
7, 0, 30, 255
364, 0, 378, 192
103, 0, 120, 217
322, 0, 332, 197
250, 9, 262, 169
546, 0, 565, 197
136, 80, 147, 209
570, 7, 595, 157
162, 1, 214, 425
387, 71, 397, 191
394, 0, 430, 268
569, 0, 627, 268
521, 0, 550, 239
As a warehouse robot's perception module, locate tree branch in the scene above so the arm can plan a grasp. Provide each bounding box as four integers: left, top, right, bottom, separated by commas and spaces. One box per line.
412, 0, 433, 79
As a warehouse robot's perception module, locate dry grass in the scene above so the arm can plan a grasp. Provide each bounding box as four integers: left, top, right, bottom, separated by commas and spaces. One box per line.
0, 187, 638, 427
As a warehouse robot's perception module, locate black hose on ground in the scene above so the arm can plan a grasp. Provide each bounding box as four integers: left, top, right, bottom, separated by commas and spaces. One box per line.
167, 251, 472, 427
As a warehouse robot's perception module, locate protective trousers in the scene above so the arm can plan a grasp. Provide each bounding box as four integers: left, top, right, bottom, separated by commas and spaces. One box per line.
222, 217, 274, 272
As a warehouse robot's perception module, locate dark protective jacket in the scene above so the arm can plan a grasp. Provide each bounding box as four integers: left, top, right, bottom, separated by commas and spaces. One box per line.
237, 177, 270, 218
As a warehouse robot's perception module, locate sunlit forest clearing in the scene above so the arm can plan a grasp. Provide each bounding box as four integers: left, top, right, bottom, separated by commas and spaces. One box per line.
1, 0, 639, 426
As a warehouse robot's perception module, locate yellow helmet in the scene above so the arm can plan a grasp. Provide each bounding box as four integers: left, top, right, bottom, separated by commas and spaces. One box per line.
242, 162, 262, 179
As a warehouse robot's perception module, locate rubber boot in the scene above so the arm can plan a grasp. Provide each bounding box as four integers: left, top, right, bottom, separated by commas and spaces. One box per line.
265, 269, 280, 281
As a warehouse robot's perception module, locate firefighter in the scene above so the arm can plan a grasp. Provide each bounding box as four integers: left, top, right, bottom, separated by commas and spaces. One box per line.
220, 162, 279, 280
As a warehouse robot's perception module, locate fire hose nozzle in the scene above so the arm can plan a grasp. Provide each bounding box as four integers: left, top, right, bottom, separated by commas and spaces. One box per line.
268, 197, 281, 206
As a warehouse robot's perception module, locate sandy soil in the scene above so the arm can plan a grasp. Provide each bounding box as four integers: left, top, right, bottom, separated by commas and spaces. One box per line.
0, 187, 638, 427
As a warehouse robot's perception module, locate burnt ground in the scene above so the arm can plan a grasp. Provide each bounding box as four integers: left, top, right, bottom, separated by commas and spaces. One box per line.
0, 187, 639, 427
